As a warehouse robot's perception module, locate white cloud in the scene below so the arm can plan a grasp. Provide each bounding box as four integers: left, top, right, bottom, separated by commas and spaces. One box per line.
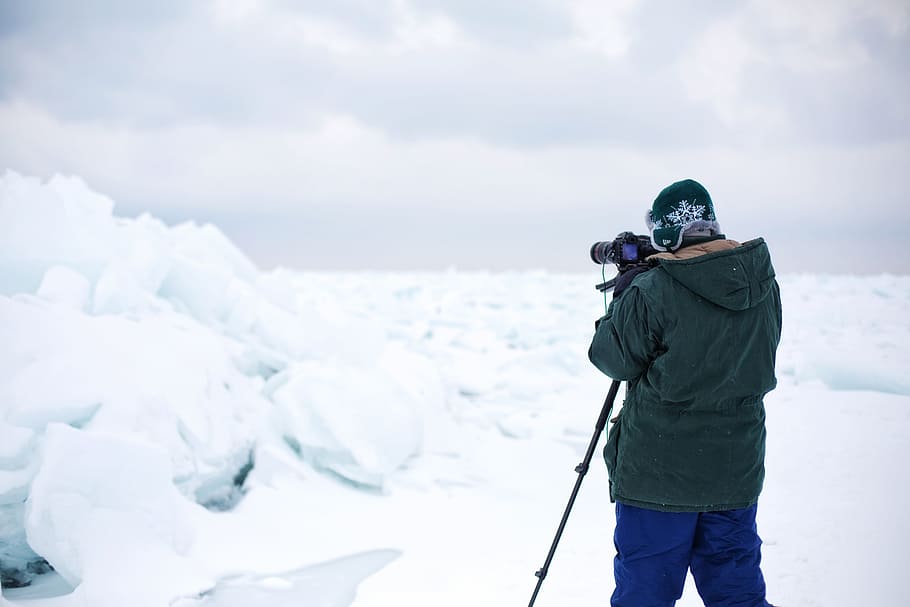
4, 0, 904, 145
211, 0, 264, 25
0, 0, 907, 272
677, 0, 909, 144
567, 0, 640, 59
761, 0, 910, 41
389, 1, 461, 52
679, 18, 782, 130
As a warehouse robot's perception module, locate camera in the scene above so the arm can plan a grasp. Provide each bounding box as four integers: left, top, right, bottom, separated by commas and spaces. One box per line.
590, 232, 658, 270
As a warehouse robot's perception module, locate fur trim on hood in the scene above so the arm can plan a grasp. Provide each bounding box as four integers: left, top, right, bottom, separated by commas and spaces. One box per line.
648, 238, 741, 262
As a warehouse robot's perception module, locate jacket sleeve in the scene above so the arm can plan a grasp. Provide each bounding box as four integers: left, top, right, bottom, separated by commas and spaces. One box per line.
588, 286, 656, 381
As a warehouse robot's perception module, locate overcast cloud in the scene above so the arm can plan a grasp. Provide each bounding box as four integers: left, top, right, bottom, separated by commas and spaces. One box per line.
1, 0, 908, 273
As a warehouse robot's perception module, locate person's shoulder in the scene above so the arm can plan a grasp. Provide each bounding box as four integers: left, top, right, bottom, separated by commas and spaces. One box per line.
622, 265, 670, 304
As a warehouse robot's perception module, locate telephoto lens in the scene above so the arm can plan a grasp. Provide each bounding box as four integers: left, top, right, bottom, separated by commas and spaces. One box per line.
590, 241, 614, 265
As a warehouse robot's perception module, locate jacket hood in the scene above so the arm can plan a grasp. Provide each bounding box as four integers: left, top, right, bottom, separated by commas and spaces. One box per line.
651, 238, 776, 311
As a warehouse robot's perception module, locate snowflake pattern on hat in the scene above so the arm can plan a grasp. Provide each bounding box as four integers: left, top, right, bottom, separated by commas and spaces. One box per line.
654, 199, 712, 228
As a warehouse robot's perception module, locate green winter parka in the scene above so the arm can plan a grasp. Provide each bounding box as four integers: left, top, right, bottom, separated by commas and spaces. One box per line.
589, 238, 782, 512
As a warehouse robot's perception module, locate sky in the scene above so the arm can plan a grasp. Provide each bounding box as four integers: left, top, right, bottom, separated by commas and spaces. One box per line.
1, 0, 908, 273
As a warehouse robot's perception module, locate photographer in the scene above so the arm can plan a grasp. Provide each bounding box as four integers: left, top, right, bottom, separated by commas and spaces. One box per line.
589, 179, 782, 607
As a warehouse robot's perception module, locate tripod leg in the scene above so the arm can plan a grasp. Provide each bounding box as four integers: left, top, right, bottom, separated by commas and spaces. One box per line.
527, 380, 621, 607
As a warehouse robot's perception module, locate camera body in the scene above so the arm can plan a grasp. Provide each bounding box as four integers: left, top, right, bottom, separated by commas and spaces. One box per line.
590, 232, 658, 271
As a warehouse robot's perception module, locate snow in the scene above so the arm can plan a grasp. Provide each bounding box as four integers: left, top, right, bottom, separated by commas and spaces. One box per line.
1, 171, 909, 606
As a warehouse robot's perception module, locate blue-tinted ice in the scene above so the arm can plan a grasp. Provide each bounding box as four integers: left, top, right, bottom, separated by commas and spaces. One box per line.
172, 550, 400, 607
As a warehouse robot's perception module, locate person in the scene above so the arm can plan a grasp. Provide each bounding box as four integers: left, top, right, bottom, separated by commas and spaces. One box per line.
588, 179, 782, 607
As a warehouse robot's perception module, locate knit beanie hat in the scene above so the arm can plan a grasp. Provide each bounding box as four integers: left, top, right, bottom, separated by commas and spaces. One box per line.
646, 179, 721, 252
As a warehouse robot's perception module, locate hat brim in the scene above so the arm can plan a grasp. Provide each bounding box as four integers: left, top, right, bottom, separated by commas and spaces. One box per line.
650, 219, 721, 252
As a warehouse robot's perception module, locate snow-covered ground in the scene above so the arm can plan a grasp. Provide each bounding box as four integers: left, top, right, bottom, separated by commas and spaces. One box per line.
1, 172, 908, 607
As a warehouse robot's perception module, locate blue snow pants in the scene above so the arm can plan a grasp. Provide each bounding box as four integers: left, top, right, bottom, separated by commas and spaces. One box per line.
611, 502, 770, 607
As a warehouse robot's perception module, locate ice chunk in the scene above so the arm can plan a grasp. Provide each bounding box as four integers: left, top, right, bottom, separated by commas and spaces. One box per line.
799, 352, 910, 396
0, 172, 119, 295
24, 424, 207, 605
1, 569, 72, 600
34, 266, 91, 312
226, 289, 312, 360
271, 359, 423, 488
92, 262, 162, 315
1, 376, 101, 431
155, 221, 263, 326
0, 424, 42, 589
0, 501, 50, 589
91, 219, 172, 315
0, 424, 35, 469
172, 549, 400, 607
0, 172, 263, 325
159, 253, 239, 323
0, 467, 37, 506
0, 301, 104, 429
169, 221, 258, 283
191, 448, 255, 512
0, 295, 268, 508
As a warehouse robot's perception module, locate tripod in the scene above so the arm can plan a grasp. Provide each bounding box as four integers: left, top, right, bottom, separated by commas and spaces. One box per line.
527, 379, 621, 607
